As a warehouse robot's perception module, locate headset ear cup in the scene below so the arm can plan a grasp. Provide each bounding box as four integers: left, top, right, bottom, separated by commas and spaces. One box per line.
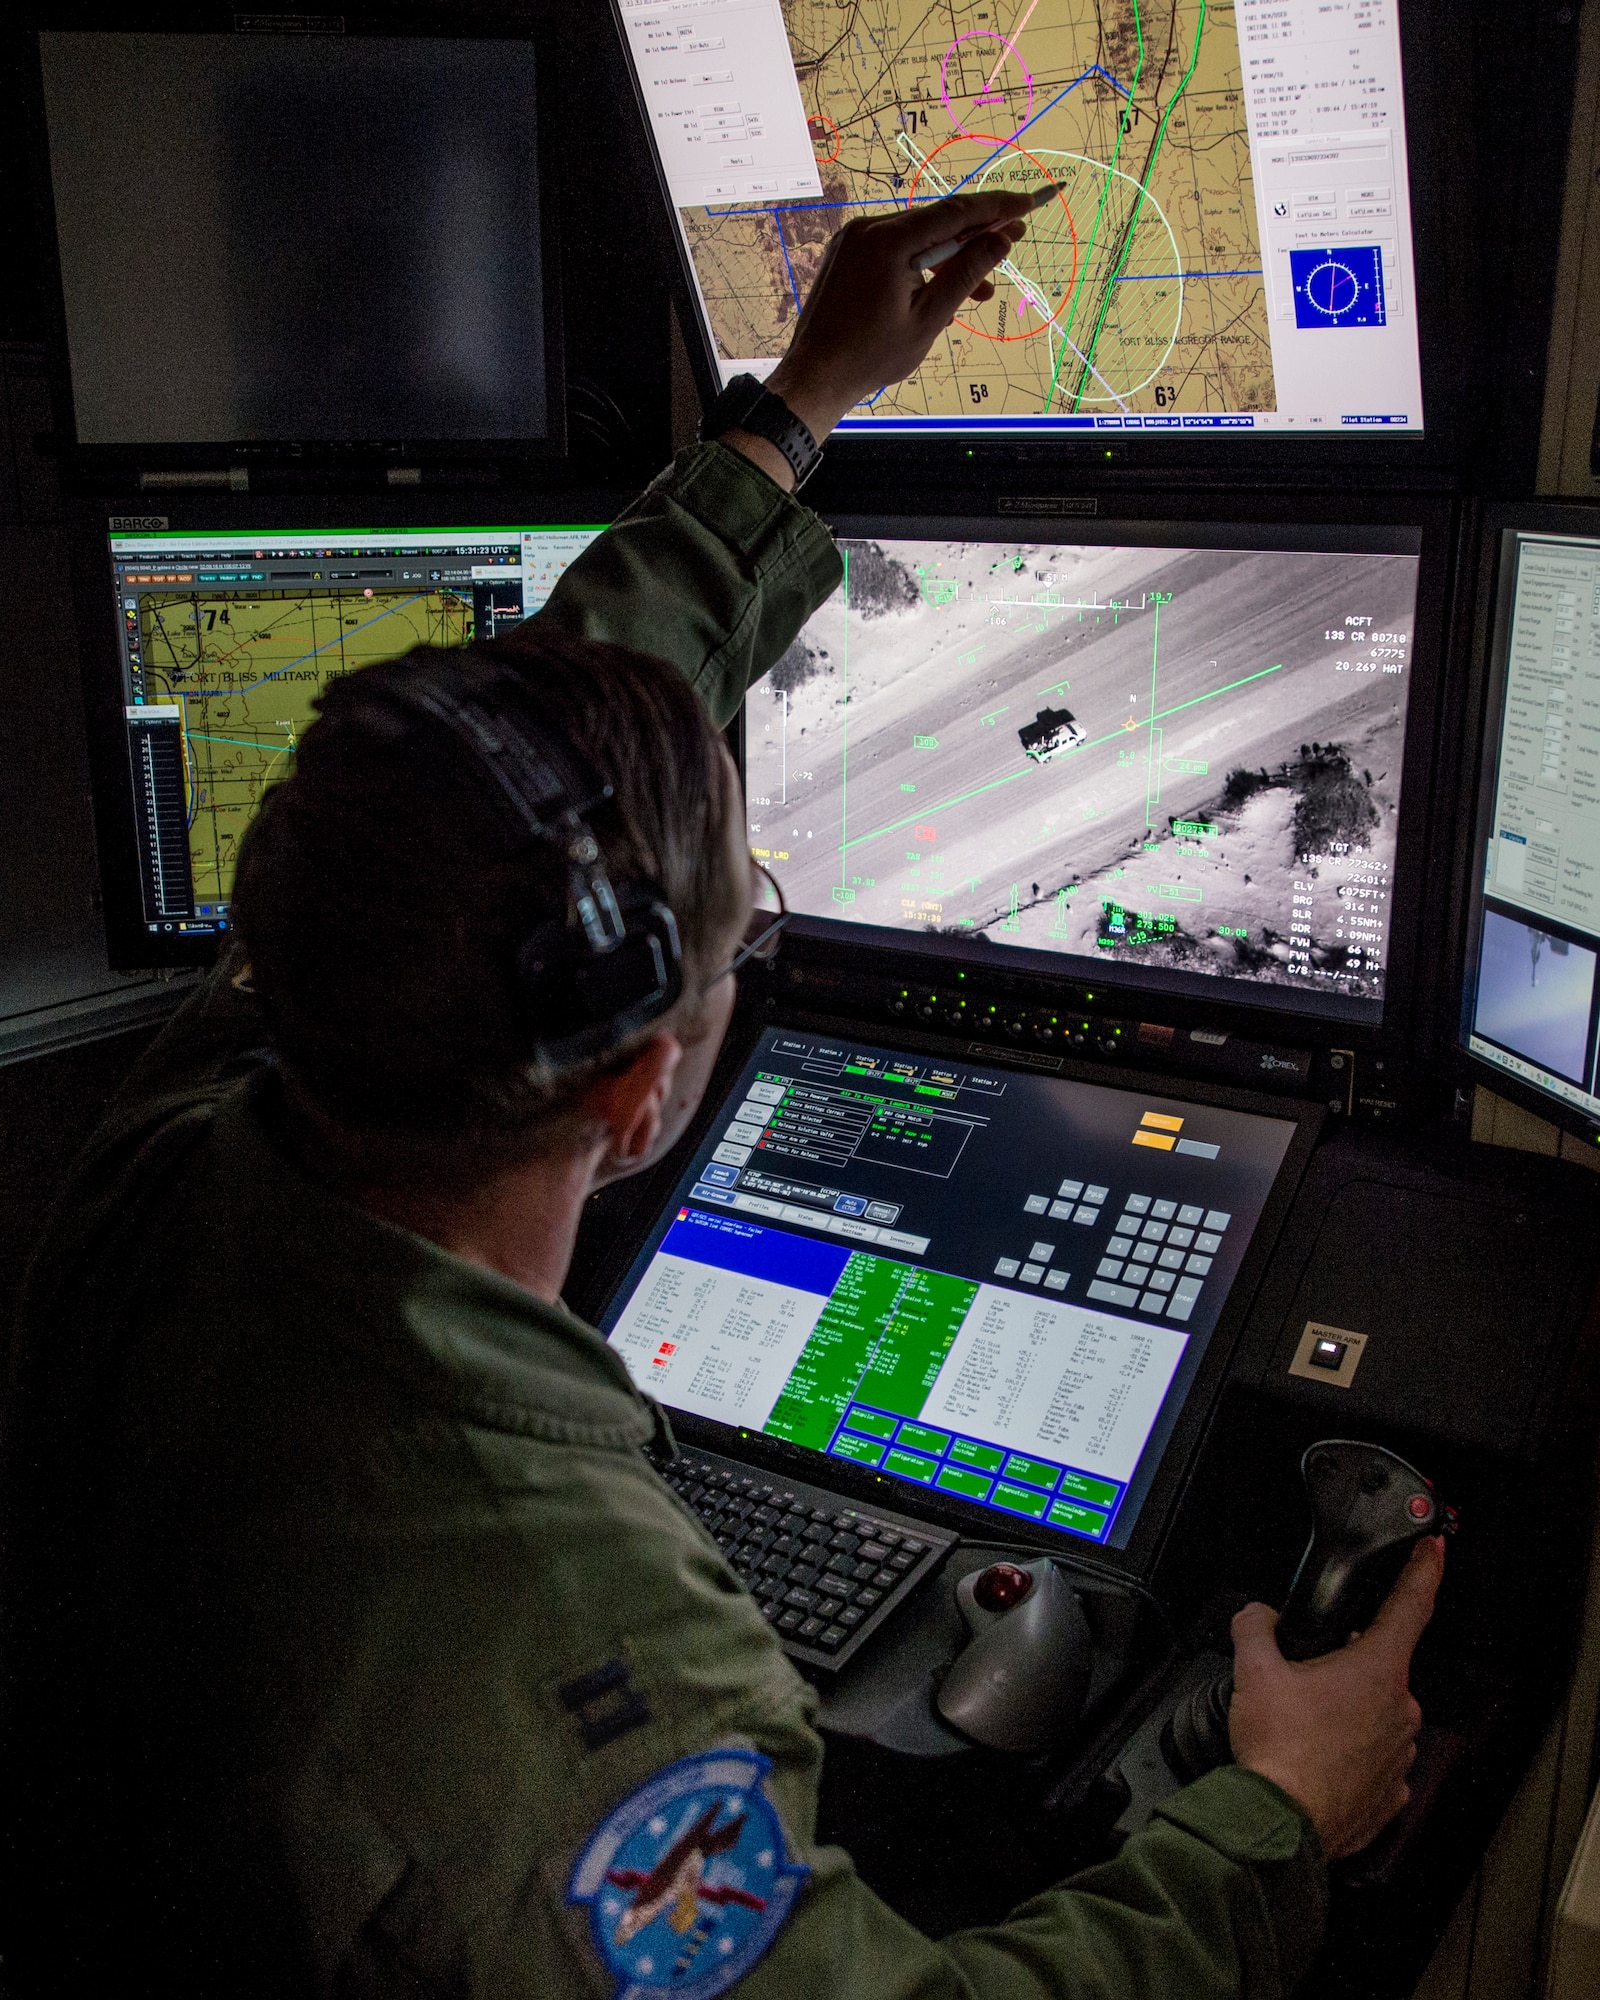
514, 895, 683, 1069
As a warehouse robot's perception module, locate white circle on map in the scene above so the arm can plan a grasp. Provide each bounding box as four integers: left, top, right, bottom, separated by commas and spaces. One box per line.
964, 148, 1183, 404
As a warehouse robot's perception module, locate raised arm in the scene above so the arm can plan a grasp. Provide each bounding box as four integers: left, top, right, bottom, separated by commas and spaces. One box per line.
532, 189, 1036, 728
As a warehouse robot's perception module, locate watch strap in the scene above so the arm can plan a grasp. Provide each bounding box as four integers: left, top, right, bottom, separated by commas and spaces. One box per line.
700, 373, 823, 487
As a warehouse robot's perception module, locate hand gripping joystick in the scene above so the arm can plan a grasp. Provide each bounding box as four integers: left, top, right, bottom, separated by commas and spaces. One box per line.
1164, 1440, 1449, 1783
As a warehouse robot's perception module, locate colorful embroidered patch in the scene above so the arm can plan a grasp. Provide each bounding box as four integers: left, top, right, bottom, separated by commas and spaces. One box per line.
567, 1749, 807, 1998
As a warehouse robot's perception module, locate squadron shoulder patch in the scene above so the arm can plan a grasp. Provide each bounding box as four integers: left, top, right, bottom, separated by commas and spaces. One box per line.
567, 1749, 807, 1998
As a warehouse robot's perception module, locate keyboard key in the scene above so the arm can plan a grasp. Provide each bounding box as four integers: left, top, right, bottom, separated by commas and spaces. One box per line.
1178, 1205, 1204, 1226
797, 1616, 825, 1640
1157, 1247, 1185, 1270
1139, 1291, 1166, 1314
1048, 1199, 1076, 1221
1024, 1194, 1050, 1214
869, 1529, 901, 1549
857, 1541, 890, 1564
816, 1597, 845, 1620
761, 1600, 782, 1623
1107, 1236, 1134, 1258
888, 1552, 916, 1572
1129, 1242, 1157, 1265
838, 1605, 867, 1628
789, 1564, 821, 1589
856, 1587, 884, 1609
851, 1560, 878, 1582
1141, 1221, 1167, 1241
1196, 1233, 1221, 1254
828, 1531, 860, 1554
778, 1608, 804, 1632
1073, 1205, 1099, 1224
1085, 1185, 1109, 1202
817, 1624, 849, 1651
1057, 1179, 1084, 1200
1152, 1199, 1177, 1219
1125, 1194, 1152, 1214
1044, 1270, 1069, 1291
783, 1586, 818, 1612
825, 1552, 856, 1578
1185, 1254, 1213, 1275
1204, 1211, 1232, 1231
1087, 1279, 1141, 1308
1019, 1263, 1045, 1283
873, 1568, 898, 1588
1147, 1269, 1176, 1292
899, 1541, 926, 1557
1168, 1227, 1194, 1248
994, 1257, 1020, 1278
1098, 1259, 1124, 1280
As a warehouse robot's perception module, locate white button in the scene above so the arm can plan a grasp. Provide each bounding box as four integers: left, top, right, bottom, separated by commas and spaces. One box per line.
1028, 1241, 1056, 1263
1204, 1211, 1232, 1230
1058, 1179, 1084, 1199
995, 1258, 1020, 1278
1044, 1270, 1069, 1292
1019, 1263, 1045, 1284
1024, 1194, 1050, 1214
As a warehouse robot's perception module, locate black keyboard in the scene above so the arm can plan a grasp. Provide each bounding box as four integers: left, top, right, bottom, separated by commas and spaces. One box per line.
656, 1446, 956, 1672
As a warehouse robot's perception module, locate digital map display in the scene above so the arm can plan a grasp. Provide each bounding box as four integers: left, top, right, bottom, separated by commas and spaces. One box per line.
745, 532, 1421, 1015
620, 0, 1422, 432
109, 526, 599, 936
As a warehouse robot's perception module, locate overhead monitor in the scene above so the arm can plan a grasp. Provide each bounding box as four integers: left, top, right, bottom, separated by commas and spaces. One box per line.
89, 520, 602, 962
37, 31, 556, 448
1463, 526, 1600, 1133
596, 1023, 1317, 1556
616, 0, 1423, 436
744, 517, 1424, 1026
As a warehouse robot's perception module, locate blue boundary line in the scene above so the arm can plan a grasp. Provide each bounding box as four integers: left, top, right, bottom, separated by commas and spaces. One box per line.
773, 211, 804, 313
701, 63, 1133, 222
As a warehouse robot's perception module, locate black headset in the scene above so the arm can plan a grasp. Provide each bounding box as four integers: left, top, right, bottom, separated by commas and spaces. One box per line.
372, 658, 685, 1071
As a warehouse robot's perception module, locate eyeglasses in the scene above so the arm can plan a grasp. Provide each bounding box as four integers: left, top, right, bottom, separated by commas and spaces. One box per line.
706, 857, 788, 988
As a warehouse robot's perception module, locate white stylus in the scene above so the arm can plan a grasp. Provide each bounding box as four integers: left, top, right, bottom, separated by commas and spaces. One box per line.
911, 180, 1067, 272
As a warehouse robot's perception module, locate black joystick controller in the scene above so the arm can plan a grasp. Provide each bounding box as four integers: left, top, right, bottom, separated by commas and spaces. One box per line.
1165, 1440, 1450, 1783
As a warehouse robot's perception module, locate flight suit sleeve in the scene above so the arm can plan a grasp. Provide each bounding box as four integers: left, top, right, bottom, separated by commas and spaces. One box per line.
531, 441, 844, 728
520, 1459, 1328, 2000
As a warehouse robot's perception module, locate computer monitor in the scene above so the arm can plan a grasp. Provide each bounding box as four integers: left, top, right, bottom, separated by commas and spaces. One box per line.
35, 29, 558, 452
615, 0, 1423, 437
1461, 515, 1600, 1138
592, 1020, 1320, 1560
84, 518, 603, 965
744, 512, 1429, 1029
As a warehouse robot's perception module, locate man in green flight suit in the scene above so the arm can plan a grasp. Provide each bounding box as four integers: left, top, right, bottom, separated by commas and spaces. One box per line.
1, 188, 1440, 1999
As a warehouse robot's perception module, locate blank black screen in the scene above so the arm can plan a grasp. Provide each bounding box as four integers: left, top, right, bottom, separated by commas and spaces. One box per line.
40, 32, 548, 444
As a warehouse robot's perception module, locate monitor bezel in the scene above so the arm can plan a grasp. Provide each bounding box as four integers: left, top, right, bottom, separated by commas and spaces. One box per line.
1452, 500, 1600, 1146
607, 0, 1570, 481
66, 489, 633, 971
732, 488, 1458, 1057
567, 987, 1326, 1582
23, 12, 568, 472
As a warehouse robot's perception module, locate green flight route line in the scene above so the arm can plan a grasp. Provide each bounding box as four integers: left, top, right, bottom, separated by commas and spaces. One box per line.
762, 1255, 977, 1453
1043, 0, 1146, 416
837, 660, 1285, 857
838, 544, 851, 900
1065, 0, 1207, 414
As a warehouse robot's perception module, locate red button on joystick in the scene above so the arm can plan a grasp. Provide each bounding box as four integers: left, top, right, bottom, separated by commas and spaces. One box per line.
973, 1562, 1033, 1612
1408, 1494, 1433, 1520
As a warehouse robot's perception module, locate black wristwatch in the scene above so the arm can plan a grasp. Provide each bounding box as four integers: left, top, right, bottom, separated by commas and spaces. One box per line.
699, 373, 823, 488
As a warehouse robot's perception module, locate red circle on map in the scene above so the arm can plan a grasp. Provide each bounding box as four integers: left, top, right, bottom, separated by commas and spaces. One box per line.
905, 138, 1079, 343
808, 112, 841, 164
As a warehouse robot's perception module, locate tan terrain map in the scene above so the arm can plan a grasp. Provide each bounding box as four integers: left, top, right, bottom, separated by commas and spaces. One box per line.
683, 0, 1271, 419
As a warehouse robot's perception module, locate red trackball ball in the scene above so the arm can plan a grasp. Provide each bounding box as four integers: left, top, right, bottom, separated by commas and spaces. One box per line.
974, 1562, 1033, 1612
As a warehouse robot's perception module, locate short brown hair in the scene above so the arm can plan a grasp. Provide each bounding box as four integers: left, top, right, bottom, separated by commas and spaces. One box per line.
231, 628, 743, 1173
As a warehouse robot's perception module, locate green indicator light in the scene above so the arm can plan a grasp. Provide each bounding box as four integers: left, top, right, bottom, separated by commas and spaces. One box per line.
831, 1434, 885, 1467
1058, 1470, 1120, 1509
884, 1447, 939, 1485
950, 1438, 1005, 1473
936, 1465, 994, 1503
843, 1407, 898, 1440
1003, 1453, 1061, 1492
1049, 1499, 1110, 1536
991, 1481, 1049, 1521
897, 1422, 953, 1456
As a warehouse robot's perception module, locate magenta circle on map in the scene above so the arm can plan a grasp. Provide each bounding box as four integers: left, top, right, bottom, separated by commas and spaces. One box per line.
939, 31, 1035, 141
